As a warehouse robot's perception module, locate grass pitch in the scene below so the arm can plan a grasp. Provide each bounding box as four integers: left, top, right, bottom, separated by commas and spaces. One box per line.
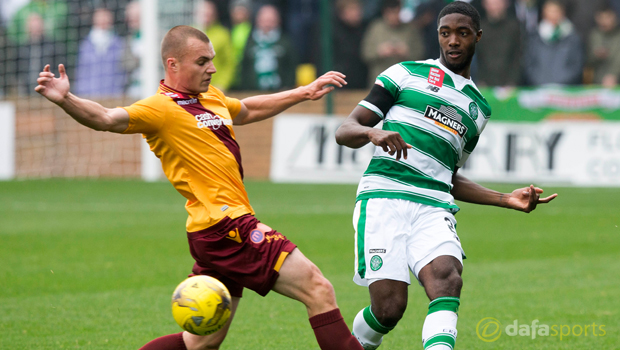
0, 180, 619, 349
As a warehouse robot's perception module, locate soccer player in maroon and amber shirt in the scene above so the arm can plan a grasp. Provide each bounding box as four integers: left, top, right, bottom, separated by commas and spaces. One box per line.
35, 25, 364, 350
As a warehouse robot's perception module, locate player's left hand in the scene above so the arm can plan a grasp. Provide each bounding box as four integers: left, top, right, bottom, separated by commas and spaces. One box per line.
506, 185, 557, 213
303, 71, 347, 100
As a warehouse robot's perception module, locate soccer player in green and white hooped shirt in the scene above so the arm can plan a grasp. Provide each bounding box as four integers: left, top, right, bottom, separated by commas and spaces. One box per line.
336, 2, 557, 350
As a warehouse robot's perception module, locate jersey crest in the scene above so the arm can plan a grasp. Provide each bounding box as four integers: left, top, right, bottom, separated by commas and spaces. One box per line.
469, 102, 479, 120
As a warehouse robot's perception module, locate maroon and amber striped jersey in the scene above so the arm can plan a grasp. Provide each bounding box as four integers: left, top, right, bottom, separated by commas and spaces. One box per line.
122, 81, 254, 232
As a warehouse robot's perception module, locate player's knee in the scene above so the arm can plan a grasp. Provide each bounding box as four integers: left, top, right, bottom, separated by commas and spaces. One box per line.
301, 264, 336, 310
432, 259, 461, 279
439, 267, 463, 292
310, 267, 336, 303
372, 296, 407, 327
429, 259, 462, 290
432, 269, 462, 297
447, 271, 463, 291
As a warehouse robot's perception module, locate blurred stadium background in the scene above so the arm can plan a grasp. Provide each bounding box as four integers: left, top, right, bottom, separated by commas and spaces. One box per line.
1, 0, 620, 349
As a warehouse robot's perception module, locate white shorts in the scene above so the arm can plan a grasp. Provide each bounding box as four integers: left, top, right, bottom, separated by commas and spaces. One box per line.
353, 198, 465, 287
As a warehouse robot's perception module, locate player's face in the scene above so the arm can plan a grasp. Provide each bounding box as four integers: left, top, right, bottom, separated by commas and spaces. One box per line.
437, 13, 482, 77
177, 38, 217, 94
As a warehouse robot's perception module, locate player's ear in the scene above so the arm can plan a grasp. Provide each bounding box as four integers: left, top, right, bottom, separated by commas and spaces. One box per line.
167, 58, 178, 72
476, 29, 482, 43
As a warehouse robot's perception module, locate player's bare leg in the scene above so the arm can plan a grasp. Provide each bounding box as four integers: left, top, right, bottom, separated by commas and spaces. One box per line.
273, 248, 336, 316
273, 248, 364, 350
369, 280, 408, 327
419, 255, 462, 299
352, 280, 407, 349
352, 256, 462, 350
139, 297, 239, 350
417, 255, 463, 350
182, 297, 240, 350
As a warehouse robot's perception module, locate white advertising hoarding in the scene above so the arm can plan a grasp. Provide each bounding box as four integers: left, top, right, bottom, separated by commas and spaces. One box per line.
271, 115, 620, 186
270, 115, 376, 183
457, 122, 620, 186
0, 102, 15, 180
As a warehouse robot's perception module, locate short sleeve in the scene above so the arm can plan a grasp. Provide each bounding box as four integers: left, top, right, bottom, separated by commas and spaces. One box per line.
358, 63, 410, 118
121, 95, 166, 134
224, 96, 242, 119
359, 84, 395, 119
374, 63, 408, 100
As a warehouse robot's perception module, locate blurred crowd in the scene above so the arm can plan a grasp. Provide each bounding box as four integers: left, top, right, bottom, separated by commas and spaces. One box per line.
1, 0, 620, 98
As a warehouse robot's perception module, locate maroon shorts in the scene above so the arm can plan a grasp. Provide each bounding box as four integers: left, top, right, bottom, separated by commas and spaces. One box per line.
187, 214, 297, 298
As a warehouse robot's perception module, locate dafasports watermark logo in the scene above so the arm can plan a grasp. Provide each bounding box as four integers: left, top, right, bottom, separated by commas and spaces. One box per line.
476, 318, 606, 342
476, 318, 502, 342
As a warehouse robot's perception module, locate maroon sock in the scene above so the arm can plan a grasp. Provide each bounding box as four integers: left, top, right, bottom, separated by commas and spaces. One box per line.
309, 308, 364, 350
139, 332, 187, 350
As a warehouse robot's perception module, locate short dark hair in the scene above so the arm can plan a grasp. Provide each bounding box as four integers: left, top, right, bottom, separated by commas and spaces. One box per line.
596, 3, 615, 14
437, 1, 481, 32
336, 0, 361, 12
542, 0, 565, 10
161, 25, 211, 68
382, 0, 401, 12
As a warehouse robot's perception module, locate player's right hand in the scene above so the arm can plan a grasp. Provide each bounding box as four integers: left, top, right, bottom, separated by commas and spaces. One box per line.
35, 64, 70, 104
368, 128, 412, 160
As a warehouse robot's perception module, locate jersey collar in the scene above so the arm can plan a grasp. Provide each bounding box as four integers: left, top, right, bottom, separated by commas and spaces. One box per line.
158, 80, 200, 99
433, 59, 476, 91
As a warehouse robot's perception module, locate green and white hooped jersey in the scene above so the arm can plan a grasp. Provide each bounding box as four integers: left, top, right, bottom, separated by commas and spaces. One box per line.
357, 59, 492, 213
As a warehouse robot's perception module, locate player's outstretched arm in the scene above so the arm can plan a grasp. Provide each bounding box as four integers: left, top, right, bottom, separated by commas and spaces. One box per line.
35, 64, 129, 133
335, 105, 412, 160
451, 171, 557, 213
233, 71, 347, 125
